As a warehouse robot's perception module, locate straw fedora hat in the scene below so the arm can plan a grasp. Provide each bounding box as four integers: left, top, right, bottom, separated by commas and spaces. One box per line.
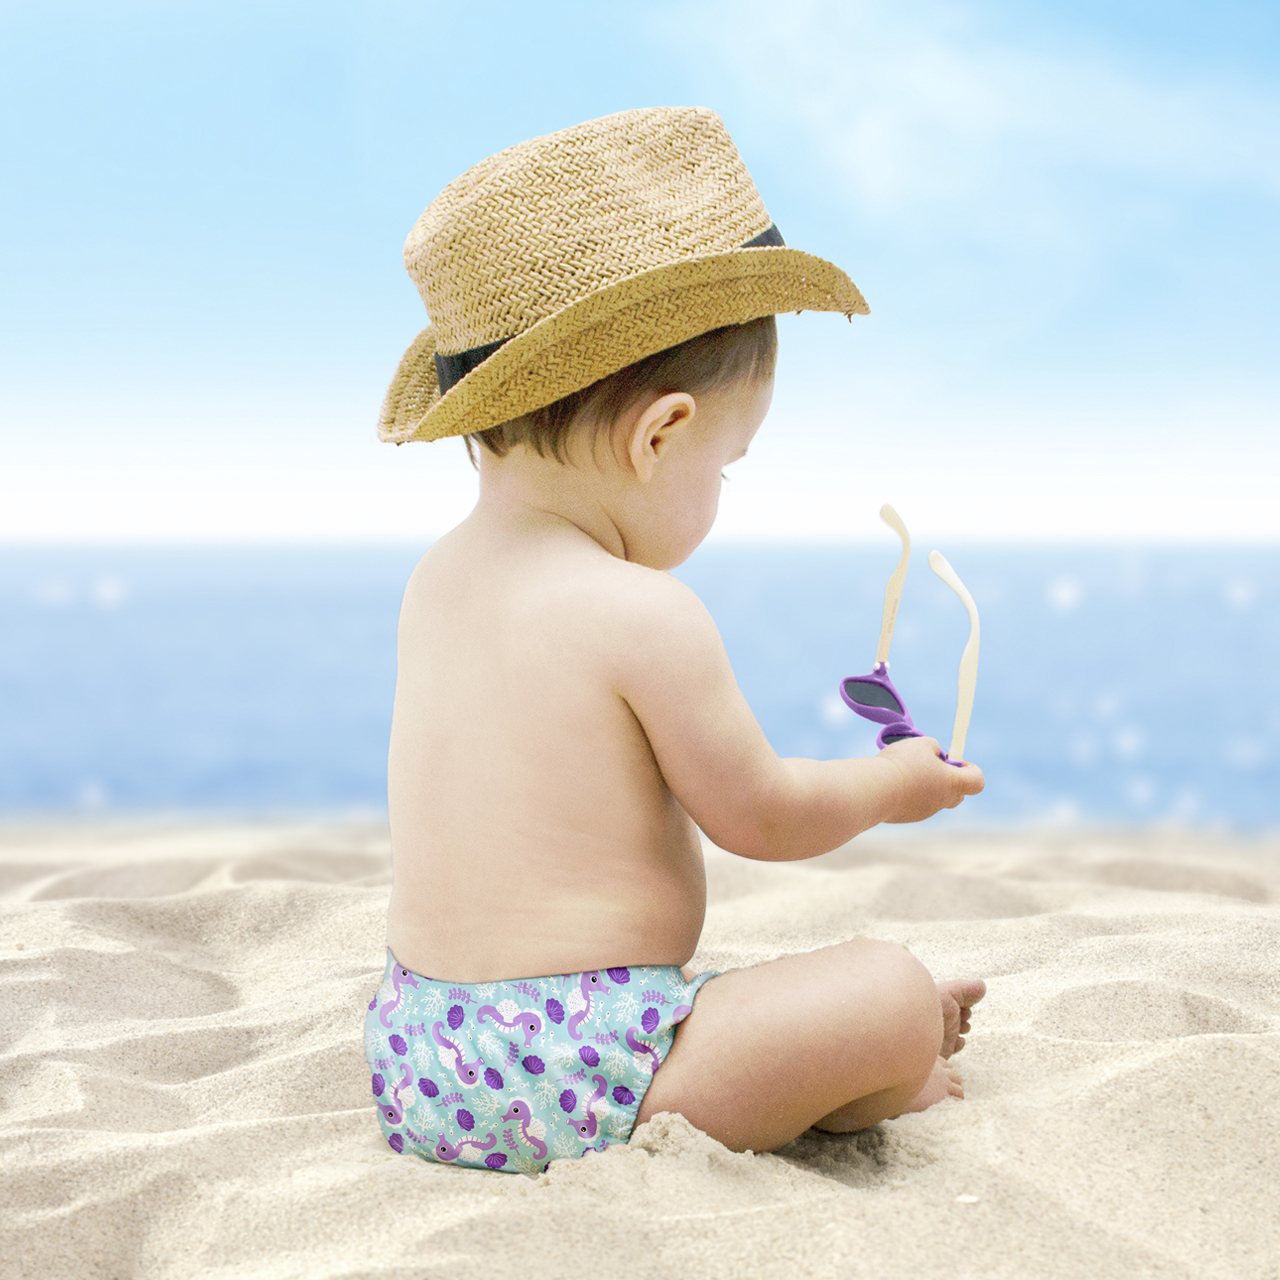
378, 106, 868, 444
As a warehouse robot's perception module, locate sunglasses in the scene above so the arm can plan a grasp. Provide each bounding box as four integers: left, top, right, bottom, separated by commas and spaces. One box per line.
838, 505, 979, 767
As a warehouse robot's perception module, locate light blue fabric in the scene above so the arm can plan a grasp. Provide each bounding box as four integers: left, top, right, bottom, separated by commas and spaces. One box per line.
364, 948, 715, 1173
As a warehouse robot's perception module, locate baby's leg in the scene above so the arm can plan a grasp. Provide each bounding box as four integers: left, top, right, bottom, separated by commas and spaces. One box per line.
640, 940, 973, 1154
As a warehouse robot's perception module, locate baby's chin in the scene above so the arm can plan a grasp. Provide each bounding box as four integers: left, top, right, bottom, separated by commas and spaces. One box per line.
628, 515, 718, 570
632, 544, 701, 572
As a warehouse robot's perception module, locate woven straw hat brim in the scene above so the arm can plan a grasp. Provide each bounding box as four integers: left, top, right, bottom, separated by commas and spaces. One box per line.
378, 245, 867, 444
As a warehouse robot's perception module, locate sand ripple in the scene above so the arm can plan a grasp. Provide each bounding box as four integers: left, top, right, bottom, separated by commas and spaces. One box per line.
1, 821, 1277, 1279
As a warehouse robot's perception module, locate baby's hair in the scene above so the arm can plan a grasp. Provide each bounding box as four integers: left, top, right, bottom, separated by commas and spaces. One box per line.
463, 315, 777, 468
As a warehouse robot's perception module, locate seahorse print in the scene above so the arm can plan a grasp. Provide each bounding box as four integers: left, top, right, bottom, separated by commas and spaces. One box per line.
500, 1100, 548, 1161
574, 1074, 610, 1140
379, 965, 421, 1028
380, 1064, 415, 1125
476, 1003, 544, 1046
434, 1131, 498, 1163
625, 1026, 661, 1074
367, 956, 715, 1173
567, 970, 611, 1041
432, 1021, 485, 1087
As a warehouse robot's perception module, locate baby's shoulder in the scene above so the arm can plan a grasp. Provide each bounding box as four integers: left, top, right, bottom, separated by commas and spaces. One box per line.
553, 558, 722, 687
401, 529, 715, 672
521, 552, 709, 655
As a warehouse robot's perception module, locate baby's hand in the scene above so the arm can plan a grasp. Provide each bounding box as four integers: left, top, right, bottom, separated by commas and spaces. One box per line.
877, 736, 984, 824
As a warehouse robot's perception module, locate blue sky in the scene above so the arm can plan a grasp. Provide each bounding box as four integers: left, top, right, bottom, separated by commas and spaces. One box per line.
2, 0, 1277, 541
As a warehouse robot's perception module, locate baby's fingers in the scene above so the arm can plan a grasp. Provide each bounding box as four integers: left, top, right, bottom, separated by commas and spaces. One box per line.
940, 761, 983, 809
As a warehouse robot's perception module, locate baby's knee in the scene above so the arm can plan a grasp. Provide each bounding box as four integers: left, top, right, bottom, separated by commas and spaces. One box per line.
843, 937, 932, 986
840, 939, 942, 1052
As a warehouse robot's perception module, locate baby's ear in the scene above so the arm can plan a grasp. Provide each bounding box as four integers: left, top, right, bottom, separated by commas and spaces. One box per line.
627, 392, 696, 482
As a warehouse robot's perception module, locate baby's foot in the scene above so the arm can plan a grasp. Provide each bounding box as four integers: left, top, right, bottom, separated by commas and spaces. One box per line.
902, 1057, 963, 1114
938, 978, 986, 1058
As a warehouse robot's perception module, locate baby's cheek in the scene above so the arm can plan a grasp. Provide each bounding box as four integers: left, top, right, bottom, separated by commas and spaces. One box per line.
689, 501, 719, 550
701, 474, 723, 518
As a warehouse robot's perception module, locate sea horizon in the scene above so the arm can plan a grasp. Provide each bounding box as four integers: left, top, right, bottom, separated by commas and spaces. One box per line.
3, 540, 1276, 830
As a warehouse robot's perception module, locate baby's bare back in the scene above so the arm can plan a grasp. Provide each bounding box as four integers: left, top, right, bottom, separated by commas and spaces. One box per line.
386, 516, 706, 982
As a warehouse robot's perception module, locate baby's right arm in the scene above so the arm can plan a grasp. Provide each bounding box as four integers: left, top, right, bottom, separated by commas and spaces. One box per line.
609, 570, 983, 862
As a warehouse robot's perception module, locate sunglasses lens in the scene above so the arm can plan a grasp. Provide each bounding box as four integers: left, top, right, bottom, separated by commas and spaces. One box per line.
881, 731, 915, 745
841, 679, 903, 714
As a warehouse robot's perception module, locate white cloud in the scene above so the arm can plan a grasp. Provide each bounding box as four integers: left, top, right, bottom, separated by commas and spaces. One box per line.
699, 0, 1280, 244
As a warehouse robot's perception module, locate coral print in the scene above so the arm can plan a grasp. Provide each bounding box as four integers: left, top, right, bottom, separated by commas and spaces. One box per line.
365, 949, 712, 1173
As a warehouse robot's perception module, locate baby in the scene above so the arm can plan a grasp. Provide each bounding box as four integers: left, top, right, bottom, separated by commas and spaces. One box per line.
364, 108, 985, 1174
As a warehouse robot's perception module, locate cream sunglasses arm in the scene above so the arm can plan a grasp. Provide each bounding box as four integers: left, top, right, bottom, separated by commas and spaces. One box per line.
876, 504, 911, 666
928, 551, 980, 762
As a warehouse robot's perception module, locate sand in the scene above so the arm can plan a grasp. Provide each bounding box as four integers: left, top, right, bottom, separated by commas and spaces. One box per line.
2, 821, 1278, 1280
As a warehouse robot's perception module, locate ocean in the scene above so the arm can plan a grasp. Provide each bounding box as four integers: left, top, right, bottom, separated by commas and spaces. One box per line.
1, 543, 1276, 829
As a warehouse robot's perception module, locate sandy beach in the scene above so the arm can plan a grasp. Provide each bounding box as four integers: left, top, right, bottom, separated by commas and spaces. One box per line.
2, 820, 1277, 1279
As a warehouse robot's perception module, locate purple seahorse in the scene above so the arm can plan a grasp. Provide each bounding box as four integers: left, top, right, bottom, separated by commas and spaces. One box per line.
379, 965, 420, 1028
433, 1131, 498, 1162
626, 1027, 661, 1074
476, 1005, 544, 1047
500, 1100, 548, 1161
567, 971, 611, 1041
573, 1075, 610, 1140
432, 1022, 485, 1086
380, 1064, 415, 1125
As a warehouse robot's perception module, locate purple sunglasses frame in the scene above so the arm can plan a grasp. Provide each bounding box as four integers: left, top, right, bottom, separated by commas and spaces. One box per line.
839, 661, 964, 766
838, 505, 972, 769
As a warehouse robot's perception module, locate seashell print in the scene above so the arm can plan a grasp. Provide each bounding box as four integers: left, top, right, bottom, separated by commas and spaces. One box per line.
389, 1034, 408, 1056
559, 1089, 577, 1114
485, 1153, 508, 1169
579, 1046, 600, 1067
447, 1004, 466, 1031
388, 1133, 404, 1154
457, 1109, 475, 1131
521, 1055, 545, 1075
371, 1073, 385, 1097
417, 1077, 439, 1098
607, 967, 631, 983
641, 1007, 660, 1034
484, 1068, 504, 1089
545, 998, 565, 1024
611, 1086, 635, 1106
